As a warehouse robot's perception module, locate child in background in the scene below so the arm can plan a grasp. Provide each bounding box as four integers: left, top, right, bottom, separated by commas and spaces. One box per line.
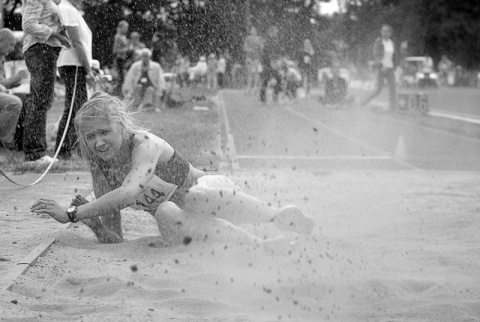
31, 92, 314, 250
173, 54, 190, 88
283, 61, 303, 99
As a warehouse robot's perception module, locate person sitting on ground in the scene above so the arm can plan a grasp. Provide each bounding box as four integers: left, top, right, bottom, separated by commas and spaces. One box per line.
0, 28, 28, 147
31, 92, 314, 250
122, 48, 166, 111
188, 56, 208, 86
319, 64, 353, 108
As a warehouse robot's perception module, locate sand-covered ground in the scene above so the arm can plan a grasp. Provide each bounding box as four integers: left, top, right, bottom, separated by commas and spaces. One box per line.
1, 169, 480, 321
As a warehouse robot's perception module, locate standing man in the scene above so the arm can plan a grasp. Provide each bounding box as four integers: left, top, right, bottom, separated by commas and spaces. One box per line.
56, 0, 93, 159
361, 24, 398, 110
259, 26, 282, 103
0, 28, 27, 147
22, 0, 71, 163
112, 20, 129, 97
298, 38, 315, 96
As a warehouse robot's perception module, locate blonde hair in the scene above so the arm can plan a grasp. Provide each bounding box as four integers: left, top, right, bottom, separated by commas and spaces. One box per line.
74, 91, 148, 160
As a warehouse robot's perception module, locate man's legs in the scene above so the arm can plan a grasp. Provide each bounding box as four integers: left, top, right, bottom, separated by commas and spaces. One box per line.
11, 94, 27, 151
0, 93, 22, 143
272, 69, 282, 102
129, 84, 146, 110
113, 57, 125, 98
55, 66, 88, 159
22, 46, 59, 161
386, 68, 397, 110
141, 86, 155, 108
361, 68, 385, 107
259, 69, 272, 102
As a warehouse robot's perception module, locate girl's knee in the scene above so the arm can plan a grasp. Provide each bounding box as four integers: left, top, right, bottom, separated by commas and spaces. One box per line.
154, 201, 180, 219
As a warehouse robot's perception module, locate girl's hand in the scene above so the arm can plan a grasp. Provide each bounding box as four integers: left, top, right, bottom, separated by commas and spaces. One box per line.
30, 198, 69, 224
71, 194, 89, 207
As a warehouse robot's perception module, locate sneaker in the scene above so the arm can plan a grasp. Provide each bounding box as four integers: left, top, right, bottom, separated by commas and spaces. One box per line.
273, 205, 314, 235
27, 155, 59, 164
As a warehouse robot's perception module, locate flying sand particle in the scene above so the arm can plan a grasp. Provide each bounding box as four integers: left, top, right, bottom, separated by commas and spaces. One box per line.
183, 236, 192, 245
262, 286, 272, 294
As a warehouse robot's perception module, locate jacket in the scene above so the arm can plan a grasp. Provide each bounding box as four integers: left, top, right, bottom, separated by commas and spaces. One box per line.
372, 37, 399, 68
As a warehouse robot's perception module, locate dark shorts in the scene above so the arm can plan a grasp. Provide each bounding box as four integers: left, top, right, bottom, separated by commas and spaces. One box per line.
169, 165, 210, 207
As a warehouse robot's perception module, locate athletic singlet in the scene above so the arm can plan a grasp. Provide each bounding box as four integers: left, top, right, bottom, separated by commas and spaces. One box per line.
97, 135, 190, 211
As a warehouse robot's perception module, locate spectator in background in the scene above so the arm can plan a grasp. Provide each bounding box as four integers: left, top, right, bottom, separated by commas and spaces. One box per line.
174, 54, 189, 88
259, 26, 282, 103
0, 28, 27, 148
150, 31, 163, 64
188, 56, 208, 86
217, 53, 226, 88
125, 31, 146, 70
223, 48, 232, 87
282, 60, 302, 99
298, 38, 315, 96
207, 53, 218, 89
243, 26, 263, 95
438, 55, 454, 86
164, 41, 179, 72
361, 24, 398, 110
112, 20, 129, 97
21, 0, 71, 163
122, 48, 166, 111
55, 0, 94, 160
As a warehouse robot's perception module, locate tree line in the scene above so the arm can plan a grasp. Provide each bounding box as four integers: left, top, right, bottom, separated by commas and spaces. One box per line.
3, 0, 478, 71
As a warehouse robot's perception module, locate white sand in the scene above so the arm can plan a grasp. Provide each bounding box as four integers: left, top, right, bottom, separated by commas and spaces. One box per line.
1, 170, 480, 321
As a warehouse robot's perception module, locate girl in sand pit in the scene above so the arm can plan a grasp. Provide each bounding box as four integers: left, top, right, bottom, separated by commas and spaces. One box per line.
30, 92, 313, 249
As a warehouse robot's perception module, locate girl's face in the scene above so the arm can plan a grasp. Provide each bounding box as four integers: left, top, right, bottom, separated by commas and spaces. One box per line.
82, 118, 124, 162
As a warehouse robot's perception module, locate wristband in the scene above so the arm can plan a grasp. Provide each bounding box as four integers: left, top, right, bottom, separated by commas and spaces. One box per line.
66, 206, 79, 223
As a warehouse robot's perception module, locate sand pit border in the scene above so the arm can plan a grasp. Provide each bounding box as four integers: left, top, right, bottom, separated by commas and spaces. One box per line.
1, 223, 73, 292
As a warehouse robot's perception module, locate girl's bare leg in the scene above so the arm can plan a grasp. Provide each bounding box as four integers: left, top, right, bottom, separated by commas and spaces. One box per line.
184, 186, 275, 224
154, 201, 292, 253
183, 175, 314, 235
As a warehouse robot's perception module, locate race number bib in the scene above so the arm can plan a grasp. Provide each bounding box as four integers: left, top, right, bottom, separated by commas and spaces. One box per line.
133, 175, 178, 211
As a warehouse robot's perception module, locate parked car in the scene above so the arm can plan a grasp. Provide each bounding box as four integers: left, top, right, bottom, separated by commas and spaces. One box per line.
401, 56, 439, 88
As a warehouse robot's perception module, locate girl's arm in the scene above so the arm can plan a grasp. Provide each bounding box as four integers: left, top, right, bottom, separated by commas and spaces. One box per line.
74, 134, 173, 220
31, 134, 174, 223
